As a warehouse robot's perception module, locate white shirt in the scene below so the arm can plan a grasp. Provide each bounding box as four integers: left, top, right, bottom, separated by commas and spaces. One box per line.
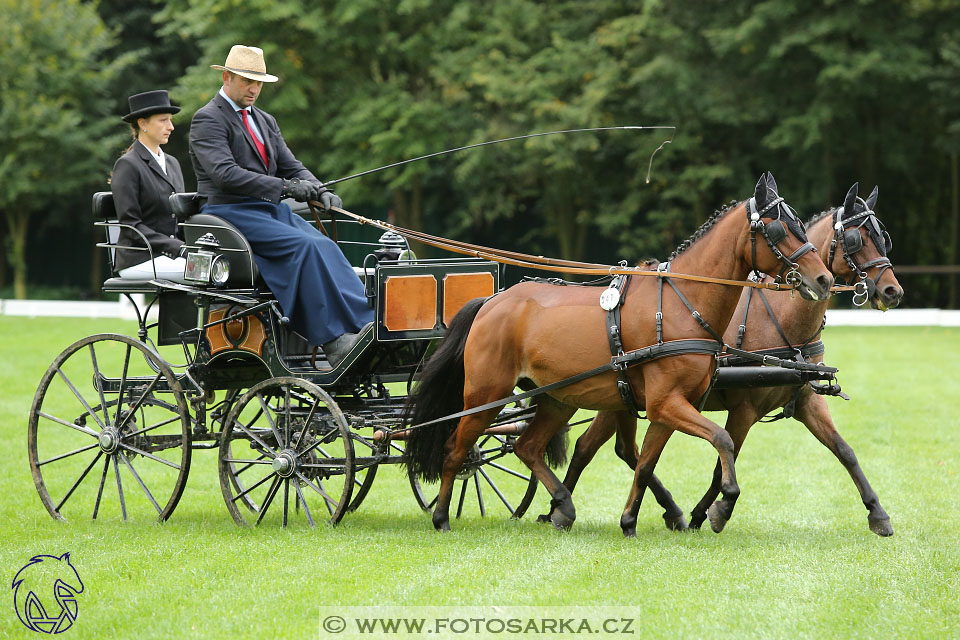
138, 140, 166, 174
219, 88, 264, 143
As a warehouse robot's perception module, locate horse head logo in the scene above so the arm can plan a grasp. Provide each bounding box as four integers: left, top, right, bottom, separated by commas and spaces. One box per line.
12, 553, 84, 634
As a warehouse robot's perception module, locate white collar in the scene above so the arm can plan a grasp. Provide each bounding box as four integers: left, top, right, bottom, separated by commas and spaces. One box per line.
138, 140, 166, 174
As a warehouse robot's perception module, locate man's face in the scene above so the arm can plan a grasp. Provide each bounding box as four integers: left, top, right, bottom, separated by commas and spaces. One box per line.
222, 71, 263, 107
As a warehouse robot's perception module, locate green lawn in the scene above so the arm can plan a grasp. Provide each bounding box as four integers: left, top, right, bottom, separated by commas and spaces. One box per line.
1, 317, 957, 639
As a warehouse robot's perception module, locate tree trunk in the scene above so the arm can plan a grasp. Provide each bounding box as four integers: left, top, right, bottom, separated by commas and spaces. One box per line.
6, 210, 30, 299
0, 216, 7, 291
950, 152, 958, 309
391, 181, 428, 258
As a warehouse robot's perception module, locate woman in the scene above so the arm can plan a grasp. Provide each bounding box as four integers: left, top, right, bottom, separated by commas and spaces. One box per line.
111, 90, 188, 281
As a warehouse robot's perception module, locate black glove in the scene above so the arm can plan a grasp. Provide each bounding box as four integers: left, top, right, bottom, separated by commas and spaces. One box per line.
281, 178, 319, 202
317, 187, 343, 212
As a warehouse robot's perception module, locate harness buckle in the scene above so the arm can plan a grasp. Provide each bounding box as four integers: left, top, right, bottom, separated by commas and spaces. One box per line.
852, 279, 869, 307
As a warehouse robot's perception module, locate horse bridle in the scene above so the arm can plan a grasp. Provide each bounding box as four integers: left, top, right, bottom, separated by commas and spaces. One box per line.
747, 196, 817, 285
827, 200, 894, 306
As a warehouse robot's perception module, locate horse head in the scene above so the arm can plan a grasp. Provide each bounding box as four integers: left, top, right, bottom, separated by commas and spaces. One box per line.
829, 183, 903, 310
746, 172, 833, 300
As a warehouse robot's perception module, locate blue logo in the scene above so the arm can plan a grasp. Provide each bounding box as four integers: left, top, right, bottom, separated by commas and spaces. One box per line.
12, 553, 84, 634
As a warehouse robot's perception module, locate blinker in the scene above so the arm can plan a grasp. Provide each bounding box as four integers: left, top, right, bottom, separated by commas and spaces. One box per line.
764, 220, 787, 245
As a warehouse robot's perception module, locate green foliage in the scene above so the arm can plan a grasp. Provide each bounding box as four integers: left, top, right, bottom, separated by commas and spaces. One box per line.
0, 0, 128, 298
6, 0, 960, 303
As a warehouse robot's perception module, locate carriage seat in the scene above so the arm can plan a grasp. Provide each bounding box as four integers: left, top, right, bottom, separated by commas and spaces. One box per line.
93, 191, 168, 293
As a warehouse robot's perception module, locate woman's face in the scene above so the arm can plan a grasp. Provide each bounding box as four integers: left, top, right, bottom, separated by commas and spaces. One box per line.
138, 113, 174, 147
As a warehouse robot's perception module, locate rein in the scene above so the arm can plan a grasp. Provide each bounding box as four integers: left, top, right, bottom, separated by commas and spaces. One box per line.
312, 203, 812, 292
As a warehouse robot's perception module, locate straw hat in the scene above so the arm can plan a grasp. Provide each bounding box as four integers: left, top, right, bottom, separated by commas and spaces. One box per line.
211, 45, 279, 83
122, 90, 181, 123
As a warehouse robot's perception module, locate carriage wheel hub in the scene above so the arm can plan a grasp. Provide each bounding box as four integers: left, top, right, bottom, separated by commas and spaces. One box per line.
272, 450, 297, 478
98, 428, 120, 453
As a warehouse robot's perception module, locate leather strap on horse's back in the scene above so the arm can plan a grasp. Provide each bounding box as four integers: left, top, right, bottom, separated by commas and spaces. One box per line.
605, 275, 644, 416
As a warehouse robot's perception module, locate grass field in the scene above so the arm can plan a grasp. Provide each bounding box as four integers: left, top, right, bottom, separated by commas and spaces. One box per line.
1, 317, 958, 639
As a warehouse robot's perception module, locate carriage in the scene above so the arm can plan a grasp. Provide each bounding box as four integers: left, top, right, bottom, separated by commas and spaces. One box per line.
27, 192, 542, 527
29, 175, 894, 534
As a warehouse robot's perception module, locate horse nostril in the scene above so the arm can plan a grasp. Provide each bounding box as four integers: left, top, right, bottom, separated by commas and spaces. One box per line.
884, 285, 903, 301
816, 274, 833, 292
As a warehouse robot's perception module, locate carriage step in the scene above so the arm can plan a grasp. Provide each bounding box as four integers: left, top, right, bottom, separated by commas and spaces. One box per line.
712, 366, 833, 389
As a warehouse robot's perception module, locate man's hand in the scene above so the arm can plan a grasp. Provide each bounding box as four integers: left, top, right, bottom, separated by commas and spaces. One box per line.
281, 178, 319, 202
316, 187, 343, 212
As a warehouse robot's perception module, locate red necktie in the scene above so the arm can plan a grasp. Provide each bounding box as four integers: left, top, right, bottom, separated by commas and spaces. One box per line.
239, 109, 268, 168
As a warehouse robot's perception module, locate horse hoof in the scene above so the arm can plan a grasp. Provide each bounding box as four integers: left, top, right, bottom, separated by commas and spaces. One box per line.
550, 511, 574, 530
707, 502, 728, 533
536, 513, 552, 524
663, 514, 688, 532
622, 526, 637, 538
869, 517, 894, 537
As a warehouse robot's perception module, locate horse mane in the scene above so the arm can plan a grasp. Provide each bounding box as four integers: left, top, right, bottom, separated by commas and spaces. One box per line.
668, 200, 740, 261
805, 208, 835, 229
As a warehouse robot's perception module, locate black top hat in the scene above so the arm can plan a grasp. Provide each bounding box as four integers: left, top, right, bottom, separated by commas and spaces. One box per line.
122, 90, 181, 123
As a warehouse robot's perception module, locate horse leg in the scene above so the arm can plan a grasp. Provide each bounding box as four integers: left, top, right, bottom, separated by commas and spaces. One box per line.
432, 407, 502, 532
688, 403, 758, 530
624, 397, 739, 536
619, 421, 673, 537
513, 397, 578, 529
537, 410, 618, 523
793, 391, 893, 536
609, 413, 687, 530
544, 410, 687, 531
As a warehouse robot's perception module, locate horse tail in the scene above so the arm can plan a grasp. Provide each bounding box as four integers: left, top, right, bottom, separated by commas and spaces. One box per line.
545, 429, 569, 469
403, 297, 488, 483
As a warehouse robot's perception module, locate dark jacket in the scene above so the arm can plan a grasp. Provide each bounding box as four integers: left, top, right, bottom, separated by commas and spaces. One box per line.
111, 143, 185, 272
188, 93, 317, 205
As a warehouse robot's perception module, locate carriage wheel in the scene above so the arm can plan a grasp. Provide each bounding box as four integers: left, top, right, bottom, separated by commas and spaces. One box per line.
346, 430, 379, 512
408, 432, 538, 519
218, 377, 355, 526
213, 389, 259, 514
28, 334, 191, 522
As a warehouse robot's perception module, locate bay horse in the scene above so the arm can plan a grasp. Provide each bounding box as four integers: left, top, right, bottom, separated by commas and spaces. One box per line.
546, 182, 902, 536
404, 173, 834, 533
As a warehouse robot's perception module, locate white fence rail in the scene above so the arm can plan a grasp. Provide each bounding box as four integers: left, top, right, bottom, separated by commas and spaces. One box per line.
1, 298, 959, 326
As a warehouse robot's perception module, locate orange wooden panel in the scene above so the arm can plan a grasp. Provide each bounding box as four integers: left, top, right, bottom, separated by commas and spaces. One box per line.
205, 306, 266, 356
384, 275, 438, 331
442, 272, 495, 326
206, 307, 232, 355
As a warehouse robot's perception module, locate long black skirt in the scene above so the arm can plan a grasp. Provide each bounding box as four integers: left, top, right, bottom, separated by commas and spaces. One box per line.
203, 201, 373, 345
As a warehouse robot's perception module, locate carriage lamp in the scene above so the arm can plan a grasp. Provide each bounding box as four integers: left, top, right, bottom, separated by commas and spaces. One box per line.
375, 230, 417, 263
184, 233, 230, 286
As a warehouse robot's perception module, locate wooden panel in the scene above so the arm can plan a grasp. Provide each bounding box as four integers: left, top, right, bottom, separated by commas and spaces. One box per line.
384, 275, 438, 331
442, 272, 495, 326
205, 306, 266, 356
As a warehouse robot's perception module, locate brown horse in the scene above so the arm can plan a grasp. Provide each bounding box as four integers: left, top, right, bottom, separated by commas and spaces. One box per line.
404, 173, 834, 533
547, 182, 902, 536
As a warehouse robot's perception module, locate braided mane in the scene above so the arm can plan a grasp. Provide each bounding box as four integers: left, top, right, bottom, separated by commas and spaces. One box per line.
668, 200, 740, 261
805, 208, 835, 229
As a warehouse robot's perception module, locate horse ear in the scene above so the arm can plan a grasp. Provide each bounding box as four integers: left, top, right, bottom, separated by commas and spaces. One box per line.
754, 174, 767, 206
843, 182, 858, 215
59, 552, 71, 562
865, 185, 879, 210
765, 172, 779, 194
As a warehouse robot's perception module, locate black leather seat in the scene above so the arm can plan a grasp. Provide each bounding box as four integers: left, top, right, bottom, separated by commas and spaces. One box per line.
93, 191, 163, 291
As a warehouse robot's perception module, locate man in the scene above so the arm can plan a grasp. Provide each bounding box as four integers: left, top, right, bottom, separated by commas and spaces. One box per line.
189, 44, 373, 367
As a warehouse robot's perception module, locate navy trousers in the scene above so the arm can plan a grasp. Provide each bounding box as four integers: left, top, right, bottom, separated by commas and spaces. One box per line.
203, 201, 373, 345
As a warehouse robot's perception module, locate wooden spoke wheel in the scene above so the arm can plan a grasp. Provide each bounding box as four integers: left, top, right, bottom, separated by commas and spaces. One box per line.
218, 377, 355, 527
408, 432, 538, 519
28, 334, 191, 522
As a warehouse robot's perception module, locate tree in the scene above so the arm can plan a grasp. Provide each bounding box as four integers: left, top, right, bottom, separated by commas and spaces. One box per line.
0, 0, 128, 299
